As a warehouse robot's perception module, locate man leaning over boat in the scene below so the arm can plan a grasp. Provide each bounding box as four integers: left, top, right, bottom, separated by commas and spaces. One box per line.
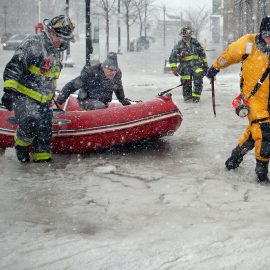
56, 52, 131, 110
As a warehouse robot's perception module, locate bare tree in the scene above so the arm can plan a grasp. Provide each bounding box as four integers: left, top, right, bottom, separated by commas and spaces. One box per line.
134, 0, 144, 37
133, 0, 156, 38
121, 0, 138, 51
184, 6, 210, 39
94, 0, 116, 53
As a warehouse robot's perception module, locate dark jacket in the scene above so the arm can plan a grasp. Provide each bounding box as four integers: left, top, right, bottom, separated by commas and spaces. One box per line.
169, 37, 207, 72
57, 64, 126, 105
3, 32, 62, 100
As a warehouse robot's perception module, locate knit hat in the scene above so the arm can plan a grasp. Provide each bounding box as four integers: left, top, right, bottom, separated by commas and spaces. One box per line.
102, 52, 119, 71
260, 16, 270, 37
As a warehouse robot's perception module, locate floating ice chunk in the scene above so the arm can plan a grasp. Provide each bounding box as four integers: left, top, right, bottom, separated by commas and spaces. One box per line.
93, 165, 117, 174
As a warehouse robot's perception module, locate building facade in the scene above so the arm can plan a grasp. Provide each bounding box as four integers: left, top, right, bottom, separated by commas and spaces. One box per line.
221, 0, 270, 44
0, 0, 83, 36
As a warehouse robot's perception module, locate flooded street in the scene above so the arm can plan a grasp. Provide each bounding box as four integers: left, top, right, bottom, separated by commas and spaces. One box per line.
1, 38, 270, 270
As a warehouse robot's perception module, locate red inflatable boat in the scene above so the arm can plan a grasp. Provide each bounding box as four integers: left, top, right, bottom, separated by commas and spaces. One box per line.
0, 94, 182, 153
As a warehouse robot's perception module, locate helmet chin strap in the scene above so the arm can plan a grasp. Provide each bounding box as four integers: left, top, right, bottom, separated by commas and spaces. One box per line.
183, 36, 191, 43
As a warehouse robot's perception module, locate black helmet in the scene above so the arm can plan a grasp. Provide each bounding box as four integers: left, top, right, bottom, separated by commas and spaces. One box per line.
180, 26, 192, 36
260, 16, 270, 37
44, 15, 75, 42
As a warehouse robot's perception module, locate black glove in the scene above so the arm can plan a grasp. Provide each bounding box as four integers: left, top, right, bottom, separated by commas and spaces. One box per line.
203, 64, 209, 74
55, 96, 64, 106
206, 66, 220, 79
1, 91, 17, 111
121, 98, 132, 106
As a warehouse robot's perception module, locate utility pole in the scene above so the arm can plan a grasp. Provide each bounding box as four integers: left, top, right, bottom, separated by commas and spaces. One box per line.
35, 0, 44, 33
64, 0, 73, 67
38, 0, 41, 23
163, 5, 166, 47
85, 0, 93, 65
4, 5, 7, 34
117, 0, 121, 54
144, 0, 147, 38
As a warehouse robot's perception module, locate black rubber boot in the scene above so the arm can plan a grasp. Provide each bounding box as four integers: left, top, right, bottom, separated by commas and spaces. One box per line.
225, 145, 243, 170
255, 159, 269, 183
192, 96, 200, 103
33, 158, 52, 163
15, 145, 30, 163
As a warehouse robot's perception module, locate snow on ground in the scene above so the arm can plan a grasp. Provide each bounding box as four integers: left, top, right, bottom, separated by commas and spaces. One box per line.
1, 38, 270, 270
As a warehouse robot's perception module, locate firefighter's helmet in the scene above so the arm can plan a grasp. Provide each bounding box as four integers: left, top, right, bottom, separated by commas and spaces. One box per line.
44, 15, 75, 42
260, 16, 270, 37
180, 26, 193, 36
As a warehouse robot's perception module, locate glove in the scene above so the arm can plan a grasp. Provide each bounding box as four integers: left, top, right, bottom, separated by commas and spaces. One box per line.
171, 67, 179, 76
206, 66, 220, 79
203, 64, 209, 74
180, 51, 188, 58
1, 91, 17, 111
121, 98, 132, 106
55, 96, 64, 106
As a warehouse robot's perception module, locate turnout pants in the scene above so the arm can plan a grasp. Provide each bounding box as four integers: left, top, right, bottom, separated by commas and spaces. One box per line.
14, 95, 53, 161
180, 65, 204, 101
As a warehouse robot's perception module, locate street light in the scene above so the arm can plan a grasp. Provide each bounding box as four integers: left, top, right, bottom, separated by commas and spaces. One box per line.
117, 0, 121, 54
163, 5, 166, 47
85, 0, 93, 65
144, 0, 147, 38
4, 5, 7, 34
35, 0, 44, 34
64, 0, 74, 67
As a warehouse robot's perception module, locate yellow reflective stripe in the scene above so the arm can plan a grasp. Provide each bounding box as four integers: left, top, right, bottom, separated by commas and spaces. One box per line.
32, 152, 52, 161
28, 65, 60, 79
183, 55, 199, 60
4, 80, 54, 103
195, 68, 204, 73
169, 63, 178, 68
203, 58, 207, 63
14, 135, 31, 147
47, 67, 61, 79
28, 65, 41, 75
192, 93, 201, 97
4, 80, 18, 90
181, 75, 191, 80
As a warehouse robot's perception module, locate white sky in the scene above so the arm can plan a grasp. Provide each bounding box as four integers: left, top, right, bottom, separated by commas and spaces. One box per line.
160, 0, 212, 11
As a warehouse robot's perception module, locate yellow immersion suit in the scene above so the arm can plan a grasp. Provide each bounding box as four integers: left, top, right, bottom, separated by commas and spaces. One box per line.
213, 34, 270, 161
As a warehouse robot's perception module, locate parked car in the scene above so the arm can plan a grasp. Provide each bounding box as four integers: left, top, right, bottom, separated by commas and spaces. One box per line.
136, 36, 150, 51
1, 33, 12, 44
2, 34, 31, 50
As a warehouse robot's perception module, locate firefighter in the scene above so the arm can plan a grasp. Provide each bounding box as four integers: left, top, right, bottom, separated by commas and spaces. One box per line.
207, 16, 270, 183
56, 52, 131, 110
1, 15, 75, 163
169, 26, 208, 103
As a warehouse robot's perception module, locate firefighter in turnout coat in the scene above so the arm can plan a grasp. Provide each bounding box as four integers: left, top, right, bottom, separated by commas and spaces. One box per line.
169, 26, 208, 103
207, 16, 270, 183
2, 15, 75, 163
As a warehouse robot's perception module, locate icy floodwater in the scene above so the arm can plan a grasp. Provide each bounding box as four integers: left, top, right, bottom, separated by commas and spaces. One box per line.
1, 38, 270, 270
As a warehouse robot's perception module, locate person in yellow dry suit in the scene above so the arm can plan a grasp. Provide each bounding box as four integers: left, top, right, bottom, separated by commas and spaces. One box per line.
206, 16, 270, 183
